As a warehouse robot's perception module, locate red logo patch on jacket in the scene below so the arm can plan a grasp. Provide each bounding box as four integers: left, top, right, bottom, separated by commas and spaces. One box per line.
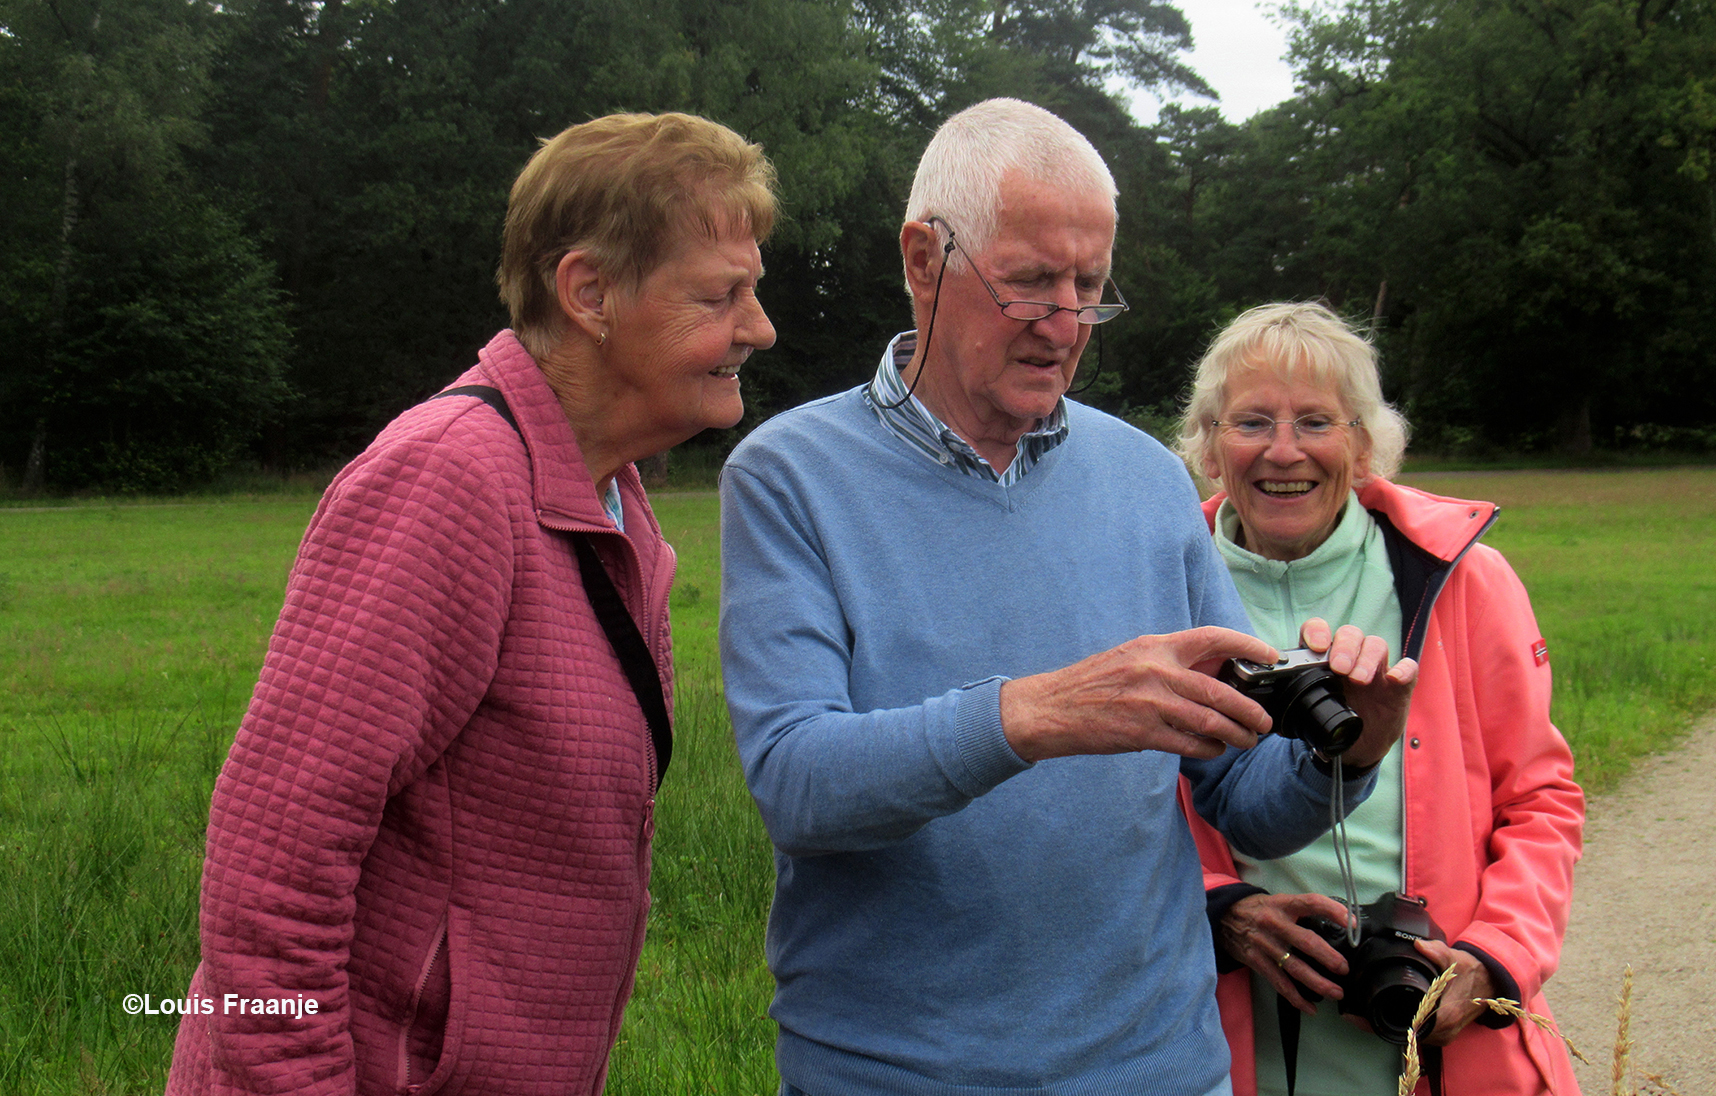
1532, 638, 1549, 666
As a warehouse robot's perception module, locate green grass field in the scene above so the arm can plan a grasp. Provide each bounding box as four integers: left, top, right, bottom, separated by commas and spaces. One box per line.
2, 468, 1712, 1092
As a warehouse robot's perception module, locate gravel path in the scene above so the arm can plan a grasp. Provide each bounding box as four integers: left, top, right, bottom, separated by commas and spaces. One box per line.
1551, 715, 1716, 1094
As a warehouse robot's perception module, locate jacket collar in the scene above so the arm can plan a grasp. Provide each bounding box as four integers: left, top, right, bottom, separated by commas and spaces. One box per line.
1204, 477, 1499, 662
1200, 477, 1496, 566
474, 330, 638, 532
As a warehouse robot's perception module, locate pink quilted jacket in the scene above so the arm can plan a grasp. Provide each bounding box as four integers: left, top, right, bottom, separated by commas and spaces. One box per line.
166, 330, 674, 1095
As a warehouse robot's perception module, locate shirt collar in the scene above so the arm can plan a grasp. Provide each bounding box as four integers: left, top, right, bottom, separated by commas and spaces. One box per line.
863, 331, 1068, 484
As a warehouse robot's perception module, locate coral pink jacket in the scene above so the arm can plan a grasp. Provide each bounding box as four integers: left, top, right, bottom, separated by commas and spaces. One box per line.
167, 331, 673, 1095
1181, 478, 1584, 1096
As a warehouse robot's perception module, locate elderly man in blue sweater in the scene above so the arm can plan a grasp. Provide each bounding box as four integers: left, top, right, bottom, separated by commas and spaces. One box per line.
719, 98, 1418, 1096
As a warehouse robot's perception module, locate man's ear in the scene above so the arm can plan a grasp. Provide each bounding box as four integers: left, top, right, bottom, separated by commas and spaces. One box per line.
554, 250, 608, 343
900, 220, 946, 308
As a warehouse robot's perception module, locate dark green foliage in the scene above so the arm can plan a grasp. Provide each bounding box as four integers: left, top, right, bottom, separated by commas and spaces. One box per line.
43, 194, 293, 493
0, 0, 296, 492
1157, 0, 1716, 454
4, 0, 1714, 491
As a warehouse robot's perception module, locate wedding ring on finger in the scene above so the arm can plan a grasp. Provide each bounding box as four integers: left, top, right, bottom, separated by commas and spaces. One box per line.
1276, 950, 1292, 967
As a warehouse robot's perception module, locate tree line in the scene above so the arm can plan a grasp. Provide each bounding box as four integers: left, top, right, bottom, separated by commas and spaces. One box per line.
2, 0, 1712, 493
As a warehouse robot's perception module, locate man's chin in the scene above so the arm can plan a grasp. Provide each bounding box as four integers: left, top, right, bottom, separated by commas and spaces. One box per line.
1000, 389, 1066, 421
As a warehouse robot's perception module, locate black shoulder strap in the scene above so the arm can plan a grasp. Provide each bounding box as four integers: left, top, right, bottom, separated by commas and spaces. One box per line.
436, 385, 521, 435
569, 534, 673, 789
430, 384, 672, 791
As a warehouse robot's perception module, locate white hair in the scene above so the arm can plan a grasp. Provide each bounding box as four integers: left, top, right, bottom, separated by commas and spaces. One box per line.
904, 98, 1116, 281
1177, 301, 1411, 485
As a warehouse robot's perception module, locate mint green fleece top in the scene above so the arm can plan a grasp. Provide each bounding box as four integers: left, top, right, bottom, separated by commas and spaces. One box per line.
1213, 491, 1409, 1095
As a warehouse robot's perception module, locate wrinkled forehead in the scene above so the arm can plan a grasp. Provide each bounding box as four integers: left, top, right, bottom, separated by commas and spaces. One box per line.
1225, 351, 1354, 410
985, 174, 1116, 268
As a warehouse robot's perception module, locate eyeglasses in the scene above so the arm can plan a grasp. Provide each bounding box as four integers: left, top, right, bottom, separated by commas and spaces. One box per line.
930, 218, 1129, 325
1212, 414, 1363, 442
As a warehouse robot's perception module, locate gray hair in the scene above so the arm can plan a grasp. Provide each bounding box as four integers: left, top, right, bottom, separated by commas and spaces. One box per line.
1177, 301, 1410, 485
904, 98, 1116, 282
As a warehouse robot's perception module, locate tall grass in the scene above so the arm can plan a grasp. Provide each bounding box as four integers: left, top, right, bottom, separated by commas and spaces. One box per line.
0, 500, 305, 1093
1, 470, 1711, 1091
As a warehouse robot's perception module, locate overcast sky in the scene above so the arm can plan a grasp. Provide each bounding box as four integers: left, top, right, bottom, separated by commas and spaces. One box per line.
1125, 0, 1299, 123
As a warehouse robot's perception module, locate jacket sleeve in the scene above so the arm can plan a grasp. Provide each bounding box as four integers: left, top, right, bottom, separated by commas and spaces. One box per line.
1441, 547, 1584, 1006
717, 461, 1033, 857
197, 435, 514, 1095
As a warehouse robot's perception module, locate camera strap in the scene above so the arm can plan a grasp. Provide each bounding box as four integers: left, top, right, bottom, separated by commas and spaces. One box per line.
1277, 995, 1304, 1096
1328, 755, 1362, 946
430, 384, 673, 792
1275, 996, 1446, 1096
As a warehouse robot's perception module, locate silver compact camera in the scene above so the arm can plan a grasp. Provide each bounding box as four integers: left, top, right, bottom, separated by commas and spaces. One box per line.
1218, 648, 1364, 756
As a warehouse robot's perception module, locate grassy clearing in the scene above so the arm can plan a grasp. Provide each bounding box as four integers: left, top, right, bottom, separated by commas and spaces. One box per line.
0, 469, 1710, 1092
1400, 468, 1716, 792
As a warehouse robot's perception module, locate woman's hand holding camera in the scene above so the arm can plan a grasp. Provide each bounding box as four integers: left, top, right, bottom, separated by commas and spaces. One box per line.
1220, 892, 1352, 1014
1296, 619, 1418, 769
1410, 938, 1499, 1046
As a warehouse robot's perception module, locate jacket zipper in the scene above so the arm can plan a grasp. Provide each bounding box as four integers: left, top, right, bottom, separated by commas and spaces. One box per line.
1399, 505, 1498, 897
400, 919, 448, 1092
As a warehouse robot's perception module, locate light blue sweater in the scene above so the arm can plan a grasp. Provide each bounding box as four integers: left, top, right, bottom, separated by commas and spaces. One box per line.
719, 387, 1372, 1095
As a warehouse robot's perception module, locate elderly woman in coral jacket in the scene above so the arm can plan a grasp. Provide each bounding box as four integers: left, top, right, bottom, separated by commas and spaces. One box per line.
167, 112, 777, 1095
1175, 302, 1584, 1096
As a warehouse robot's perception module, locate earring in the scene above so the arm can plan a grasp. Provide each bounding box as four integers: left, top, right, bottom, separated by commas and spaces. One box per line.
597, 330, 607, 347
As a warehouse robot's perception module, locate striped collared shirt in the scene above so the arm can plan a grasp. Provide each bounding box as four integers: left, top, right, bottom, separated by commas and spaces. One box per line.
862, 331, 1069, 486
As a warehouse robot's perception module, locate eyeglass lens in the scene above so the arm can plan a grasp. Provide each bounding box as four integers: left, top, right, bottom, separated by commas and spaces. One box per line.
932, 218, 1127, 325
1219, 415, 1353, 440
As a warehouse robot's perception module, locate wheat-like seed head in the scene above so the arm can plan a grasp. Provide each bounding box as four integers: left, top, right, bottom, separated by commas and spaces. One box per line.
1612, 965, 1634, 1096
1474, 997, 1590, 1064
1639, 1071, 1685, 1096
1397, 963, 1460, 1095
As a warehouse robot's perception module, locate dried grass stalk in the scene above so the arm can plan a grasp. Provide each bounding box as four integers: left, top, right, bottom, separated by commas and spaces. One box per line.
1639, 1073, 1684, 1096
1474, 997, 1590, 1064
1613, 965, 1634, 1096
1397, 963, 1459, 1096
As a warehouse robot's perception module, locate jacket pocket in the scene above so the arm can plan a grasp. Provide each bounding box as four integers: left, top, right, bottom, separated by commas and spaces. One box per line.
602, 800, 656, 1065
399, 907, 465, 1096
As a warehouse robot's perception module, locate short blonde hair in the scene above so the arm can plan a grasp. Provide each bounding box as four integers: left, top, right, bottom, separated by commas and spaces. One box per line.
498, 112, 779, 359
1177, 301, 1410, 484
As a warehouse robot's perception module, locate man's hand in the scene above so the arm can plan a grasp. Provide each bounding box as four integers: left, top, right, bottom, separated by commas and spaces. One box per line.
999, 627, 1278, 762
1297, 619, 1418, 769
1220, 892, 1352, 1014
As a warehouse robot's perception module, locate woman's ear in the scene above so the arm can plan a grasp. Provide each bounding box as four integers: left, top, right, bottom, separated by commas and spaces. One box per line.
554, 250, 608, 344
1353, 434, 1374, 484
1201, 450, 1223, 485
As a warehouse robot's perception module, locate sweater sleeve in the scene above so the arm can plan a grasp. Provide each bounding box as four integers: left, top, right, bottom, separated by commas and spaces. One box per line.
197, 433, 514, 1095
1178, 526, 1378, 862
1442, 547, 1584, 1005
718, 461, 1031, 857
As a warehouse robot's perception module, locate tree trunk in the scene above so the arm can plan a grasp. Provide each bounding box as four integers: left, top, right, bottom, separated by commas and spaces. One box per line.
21, 153, 81, 495
1556, 394, 1593, 454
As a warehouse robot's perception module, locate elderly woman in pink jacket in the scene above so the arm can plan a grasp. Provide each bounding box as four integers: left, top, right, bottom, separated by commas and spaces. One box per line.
1175, 302, 1584, 1096
166, 112, 776, 1095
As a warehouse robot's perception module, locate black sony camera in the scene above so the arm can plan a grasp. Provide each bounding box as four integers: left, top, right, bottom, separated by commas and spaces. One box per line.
1217, 648, 1364, 757
1295, 892, 1446, 1045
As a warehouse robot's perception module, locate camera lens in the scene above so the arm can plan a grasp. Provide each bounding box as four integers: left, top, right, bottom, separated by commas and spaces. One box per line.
1278, 669, 1364, 756
1360, 965, 1437, 1045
